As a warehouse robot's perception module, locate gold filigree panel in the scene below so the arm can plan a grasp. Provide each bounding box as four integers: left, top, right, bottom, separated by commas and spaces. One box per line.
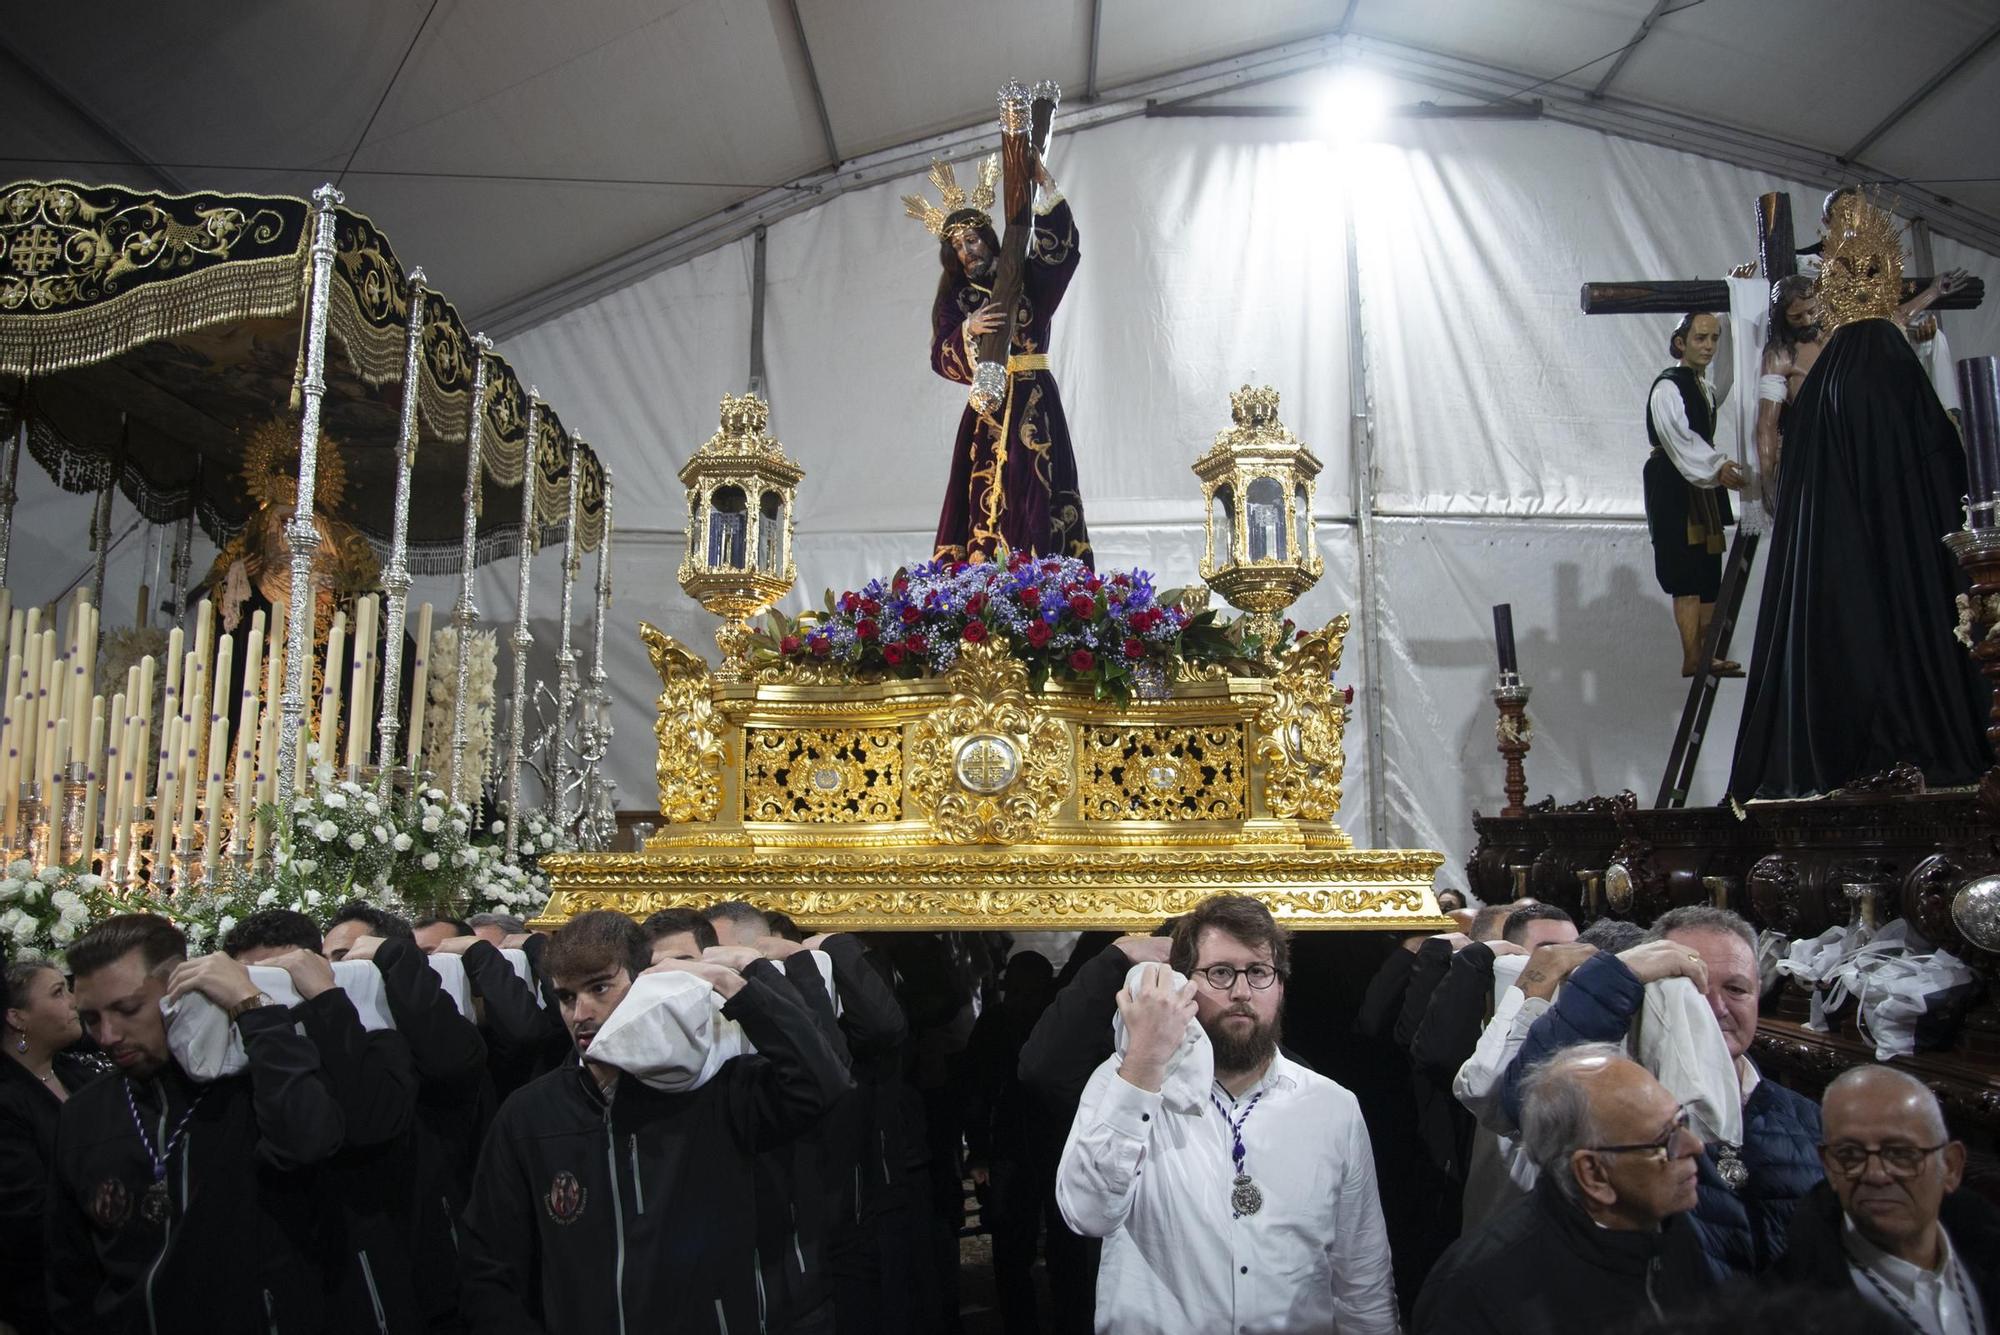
743, 727, 902, 823
642, 622, 724, 823
906, 639, 1074, 844
1080, 724, 1246, 821
1259, 616, 1349, 822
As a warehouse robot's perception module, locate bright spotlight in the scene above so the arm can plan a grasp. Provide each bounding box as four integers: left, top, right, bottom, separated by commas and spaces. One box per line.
1314, 68, 1391, 143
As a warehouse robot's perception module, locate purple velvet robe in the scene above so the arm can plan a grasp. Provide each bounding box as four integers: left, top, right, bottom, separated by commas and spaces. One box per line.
930, 199, 1093, 567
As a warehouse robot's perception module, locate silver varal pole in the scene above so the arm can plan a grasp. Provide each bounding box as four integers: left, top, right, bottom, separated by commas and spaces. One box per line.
169, 512, 193, 628
274, 184, 343, 809
89, 421, 118, 603
447, 335, 494, 808
502, 397, 541, 856
549, 434, 583, 822
375, 270, 427, 795
0, 406, 21, 587
582, 476, 614, 846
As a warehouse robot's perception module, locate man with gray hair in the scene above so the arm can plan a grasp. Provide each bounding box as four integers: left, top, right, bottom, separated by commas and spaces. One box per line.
1414, 1043, 1710, 1333
1497, 904, 1824, 1279
1778, 1064, 2000, 1331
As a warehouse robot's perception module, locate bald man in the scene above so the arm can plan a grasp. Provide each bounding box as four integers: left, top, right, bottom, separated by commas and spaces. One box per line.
1778, 1064, 2000, 1332
1413, 1043, 1710, 1334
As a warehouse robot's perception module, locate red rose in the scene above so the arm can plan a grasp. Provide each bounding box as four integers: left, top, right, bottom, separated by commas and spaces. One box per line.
1041, 561, 1061, 575
1124, 638, 1145, 659
1128, 608, 1157, 633
1008, 551, 1030, 571
838, 591, 860, 614
1025, 620, 1053, 648
780, 635, 801, 656
855, 619, 878, 641
808, 635, 831, 657
963, 621, 988, 643
1017, 587, 1041, 607
860, 597, 882, 617
883, 643, 906, 666
1068, 649, 1096, 672
1086, 577, 1102, 593
905, 633, 927, 653
1343, 685, 1355, 704
893, 577, 910, 594
965, 592, 988, 616
901, 606, 923, 625
1068, 593, 1096, 619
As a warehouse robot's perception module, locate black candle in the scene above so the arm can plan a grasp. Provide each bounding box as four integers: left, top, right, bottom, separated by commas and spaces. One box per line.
1962, 356, 2000, 525
1492, 603, 1518, 675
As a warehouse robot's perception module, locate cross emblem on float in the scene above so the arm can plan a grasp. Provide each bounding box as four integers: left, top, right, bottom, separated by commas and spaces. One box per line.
953, 733, 1020, 794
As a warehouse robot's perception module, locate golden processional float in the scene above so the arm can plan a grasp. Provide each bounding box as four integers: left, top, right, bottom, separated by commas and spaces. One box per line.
0, 179, 620, 890
543, 386, 1448, 932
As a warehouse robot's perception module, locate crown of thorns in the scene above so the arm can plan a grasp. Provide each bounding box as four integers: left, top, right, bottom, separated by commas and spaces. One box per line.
902, 156, 1001, 239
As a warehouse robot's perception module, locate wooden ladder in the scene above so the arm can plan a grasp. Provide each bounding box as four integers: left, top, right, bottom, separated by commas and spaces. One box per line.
1655, 527, 1760, 808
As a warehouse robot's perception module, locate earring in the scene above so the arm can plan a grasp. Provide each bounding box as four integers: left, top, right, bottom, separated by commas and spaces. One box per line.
13, 1037, 23, 1053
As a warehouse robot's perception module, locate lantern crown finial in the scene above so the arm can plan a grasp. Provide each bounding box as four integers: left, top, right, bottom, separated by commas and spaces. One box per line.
1230, 384, 1282, 430
720, 392, 770, 438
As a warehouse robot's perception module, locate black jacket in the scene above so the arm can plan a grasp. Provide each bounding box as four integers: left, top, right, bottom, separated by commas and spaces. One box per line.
1776, 1179, 2000, 1317
1413, 1175, 1711, 1335
1354, 941, 1419, 1041
0, 1049, 105, 1335
1394, 936, 1455, 1050
46, 1004, 347, 1334
461, 939, 570, 1102
457, 962, 854, 1334
370, 935, 492, 1326
292, 985, 426, 1335
1409, 942, 1497, 1087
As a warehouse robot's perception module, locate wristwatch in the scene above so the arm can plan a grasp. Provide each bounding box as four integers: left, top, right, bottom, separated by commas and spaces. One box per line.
226, 991, 272, 1023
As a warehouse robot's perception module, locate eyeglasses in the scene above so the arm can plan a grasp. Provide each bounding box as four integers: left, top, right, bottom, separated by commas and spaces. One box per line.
1193, 963, 1283, 991
1821, 1142, 1948, 1179
1587, 1107, 1695, 1161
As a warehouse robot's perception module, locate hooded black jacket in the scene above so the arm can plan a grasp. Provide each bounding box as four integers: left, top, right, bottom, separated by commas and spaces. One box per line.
45, 1003, 346, 1334
457, 961, 853, 1334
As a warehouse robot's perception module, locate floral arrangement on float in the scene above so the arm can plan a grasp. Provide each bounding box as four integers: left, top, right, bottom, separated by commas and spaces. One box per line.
748, 553, 1284, 704
0, 861, 103, 960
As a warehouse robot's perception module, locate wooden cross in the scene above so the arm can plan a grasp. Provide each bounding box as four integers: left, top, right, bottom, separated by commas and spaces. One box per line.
1581, 190, 1985, 315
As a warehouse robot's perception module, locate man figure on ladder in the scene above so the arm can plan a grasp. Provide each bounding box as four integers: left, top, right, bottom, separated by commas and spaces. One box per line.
1644, 311, 1749, 678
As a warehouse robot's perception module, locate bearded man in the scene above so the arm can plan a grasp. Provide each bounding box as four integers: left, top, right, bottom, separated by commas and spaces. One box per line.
1752, 274, 1826, 505
1055, 894, 1397, 1334
911, 154, 1092, 567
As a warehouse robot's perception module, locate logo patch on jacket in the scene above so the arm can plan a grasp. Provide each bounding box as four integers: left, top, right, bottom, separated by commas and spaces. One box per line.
89, 1177, 131, 1230
544, 1170, 587, 1225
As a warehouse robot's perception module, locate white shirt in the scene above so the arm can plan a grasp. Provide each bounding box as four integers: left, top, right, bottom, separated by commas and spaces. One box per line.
1845, 1216, 1989, 1335
1649, 374, 1731, 485
1057, 1052, 1399, 1335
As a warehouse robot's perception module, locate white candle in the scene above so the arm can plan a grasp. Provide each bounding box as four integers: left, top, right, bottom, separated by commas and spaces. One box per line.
155, 715, 181, 861
318, 610, 346, 774
103, 692, 125, 844
82, 697, 104, 863
406, 602, 433, 775
163, 626, 185, 727
45, 716, 67, 813
0, 694, 18, 845
203, 715, 227, 876
345, 598, 371, 777
176, 706, 200, 853
208, 632, 232, 807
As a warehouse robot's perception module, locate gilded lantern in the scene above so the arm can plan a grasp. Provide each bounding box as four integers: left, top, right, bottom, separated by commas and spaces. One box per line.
678, 393, 802, 674
1193, 385, 1324, 648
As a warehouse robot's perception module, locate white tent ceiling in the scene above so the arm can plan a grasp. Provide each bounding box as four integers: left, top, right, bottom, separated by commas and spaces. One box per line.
7, 0, 1997, 334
